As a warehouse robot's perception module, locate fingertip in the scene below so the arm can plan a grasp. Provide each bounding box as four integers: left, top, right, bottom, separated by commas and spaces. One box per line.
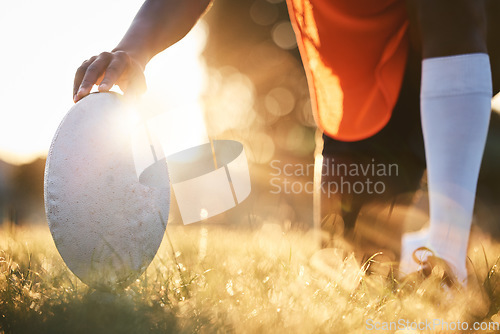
75, 87, 88, 102
98, 83, 110, 92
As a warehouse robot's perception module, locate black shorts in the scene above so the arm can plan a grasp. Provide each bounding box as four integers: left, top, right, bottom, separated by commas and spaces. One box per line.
320, 49, 426, 210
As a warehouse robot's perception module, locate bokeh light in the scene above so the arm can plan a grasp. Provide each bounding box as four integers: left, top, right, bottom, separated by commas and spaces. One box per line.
250, 0, 279, 26
272, 21, 297, 50
265, 87, 295, 117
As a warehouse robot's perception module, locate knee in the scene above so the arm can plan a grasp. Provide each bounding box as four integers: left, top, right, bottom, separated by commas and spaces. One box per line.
407, 0, 488, 58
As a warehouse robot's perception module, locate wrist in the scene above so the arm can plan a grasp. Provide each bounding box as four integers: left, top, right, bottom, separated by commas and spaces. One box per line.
111, 47, 149, 71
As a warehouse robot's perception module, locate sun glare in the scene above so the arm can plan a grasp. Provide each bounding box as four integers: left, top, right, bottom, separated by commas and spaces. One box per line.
492, 92, 500, 113
140, 21, 210, 158
0, 2, 209, 166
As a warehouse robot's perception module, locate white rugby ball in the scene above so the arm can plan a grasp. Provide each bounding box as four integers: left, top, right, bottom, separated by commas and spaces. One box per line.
44, 92, 170, 290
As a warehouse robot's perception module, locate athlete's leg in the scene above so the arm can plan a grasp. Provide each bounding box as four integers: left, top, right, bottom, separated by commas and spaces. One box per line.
402, 0, 492, 283
486, 0, 500, 94
319, 49, 425, 249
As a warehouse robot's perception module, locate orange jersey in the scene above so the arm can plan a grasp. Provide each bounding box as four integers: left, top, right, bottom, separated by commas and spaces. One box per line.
287, 0, 410, 141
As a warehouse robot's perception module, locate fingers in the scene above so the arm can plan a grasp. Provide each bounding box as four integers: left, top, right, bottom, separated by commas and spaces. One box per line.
73, 51, 147, 103
73, 52, 112, 102
97, 51, 129, 92
73, 56, 96, 100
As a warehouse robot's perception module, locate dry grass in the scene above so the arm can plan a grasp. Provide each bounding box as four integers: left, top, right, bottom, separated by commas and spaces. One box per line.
1, 222, 500, 333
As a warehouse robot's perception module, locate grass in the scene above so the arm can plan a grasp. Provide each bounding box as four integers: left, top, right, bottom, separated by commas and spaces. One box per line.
1, 222, 500, 333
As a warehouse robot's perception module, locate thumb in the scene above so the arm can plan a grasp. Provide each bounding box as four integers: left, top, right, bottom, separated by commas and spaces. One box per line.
123, 70, 147, 100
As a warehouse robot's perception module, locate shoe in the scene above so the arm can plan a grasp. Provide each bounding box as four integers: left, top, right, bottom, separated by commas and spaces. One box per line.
399, 228, 430, 276
412, 246, 459, 288
400, 230, 467, 286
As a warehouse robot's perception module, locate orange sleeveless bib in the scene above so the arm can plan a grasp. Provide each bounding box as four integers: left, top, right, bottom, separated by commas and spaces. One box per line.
287, 0, 410, 141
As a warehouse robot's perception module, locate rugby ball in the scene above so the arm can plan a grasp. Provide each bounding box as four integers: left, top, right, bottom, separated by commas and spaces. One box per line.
44, 92, 170, 290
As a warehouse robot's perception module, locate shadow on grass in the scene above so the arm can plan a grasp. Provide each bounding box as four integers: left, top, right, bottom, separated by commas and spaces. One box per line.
1, 291, 184, 334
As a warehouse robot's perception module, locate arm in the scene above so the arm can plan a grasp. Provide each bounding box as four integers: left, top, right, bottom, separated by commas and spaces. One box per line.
73, 0, 213, 102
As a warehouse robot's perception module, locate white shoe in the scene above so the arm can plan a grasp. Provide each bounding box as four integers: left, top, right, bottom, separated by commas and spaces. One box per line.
400, 229, 468, 286
400, 228, 430, 276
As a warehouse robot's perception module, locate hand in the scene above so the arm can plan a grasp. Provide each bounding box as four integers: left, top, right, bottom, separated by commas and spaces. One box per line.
73, 50, 147, 102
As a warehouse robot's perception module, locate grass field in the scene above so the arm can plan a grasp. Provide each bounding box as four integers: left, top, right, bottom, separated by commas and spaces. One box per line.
1, 223, 500, 334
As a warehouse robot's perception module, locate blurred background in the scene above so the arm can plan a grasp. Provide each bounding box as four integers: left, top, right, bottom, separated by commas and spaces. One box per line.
2, 0, 500, 246
0, 0, 316, 228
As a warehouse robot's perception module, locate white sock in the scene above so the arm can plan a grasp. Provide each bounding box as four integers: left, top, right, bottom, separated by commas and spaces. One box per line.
402, 53, 492, 282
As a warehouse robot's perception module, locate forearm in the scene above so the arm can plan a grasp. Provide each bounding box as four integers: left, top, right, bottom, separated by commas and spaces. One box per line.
113, 0, 213, 68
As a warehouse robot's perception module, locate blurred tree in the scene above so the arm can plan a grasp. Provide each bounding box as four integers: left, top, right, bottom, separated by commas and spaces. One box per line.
0, 160, 14, 224
4, 158, 46, 225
